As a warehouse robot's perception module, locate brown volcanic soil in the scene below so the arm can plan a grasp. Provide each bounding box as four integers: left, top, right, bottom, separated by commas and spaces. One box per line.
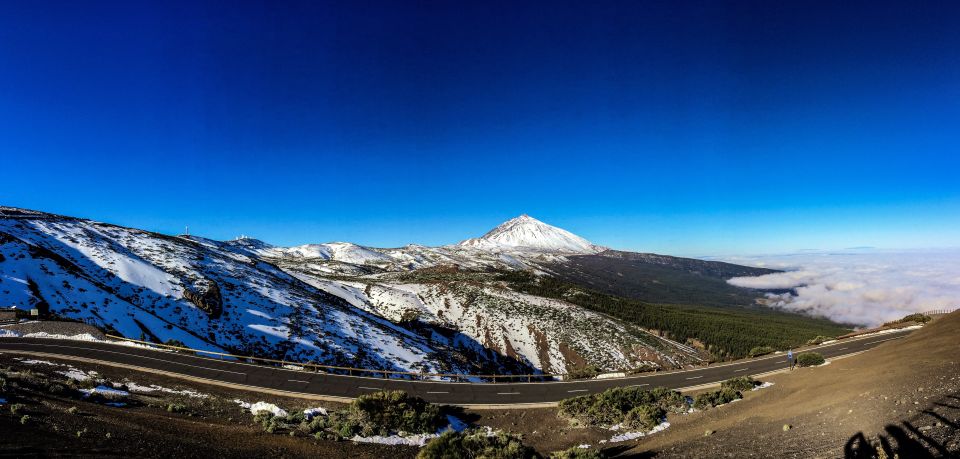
622, 311, 960, 458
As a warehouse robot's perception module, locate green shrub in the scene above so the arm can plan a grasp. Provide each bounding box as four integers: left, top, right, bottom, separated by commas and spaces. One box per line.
20, 415, 30, 425
796, 352, 825, 367
720, 376, 757, 392
748, 346, 775, 357
623, 404, 666, 430
329, 390, 445, 438
883, 313, 931, 326
67, 406, 79, 415
166, 403, 187, 413
693, 387, 742, 410
566, 365, 601, 380
10, 403, 25, 415
419, 429, 538, 459
558, 386, 685, 427
550, 447, 604, 458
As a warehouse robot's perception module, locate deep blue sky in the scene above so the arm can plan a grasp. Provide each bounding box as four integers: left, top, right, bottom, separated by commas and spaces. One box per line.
2, 1, 958, 256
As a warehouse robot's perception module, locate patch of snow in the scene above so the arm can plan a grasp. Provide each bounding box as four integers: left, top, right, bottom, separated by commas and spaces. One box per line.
80, 385, 130, 397
578, 444, 591, 449
752, 382, 775, 391
14, 358, 59, 366
605, 421, 670, 443
595, 372, 627, 380
247, 401, 288, 417
348, 415, 468, 447
303, 407, 328, 420
125, 382, 209, 398
350, 433, 439, 447
57, 368, 96, 381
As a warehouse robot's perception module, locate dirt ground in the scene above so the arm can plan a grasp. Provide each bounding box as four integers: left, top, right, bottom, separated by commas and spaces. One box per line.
621, 312, 960, 458
0, 353, 415, 458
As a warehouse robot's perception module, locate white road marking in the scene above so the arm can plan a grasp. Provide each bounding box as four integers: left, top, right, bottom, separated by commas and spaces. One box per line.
734, 368, 749, 372
426, 391, 448, 394
631, 384, 649, 387
359, 386, 382, 390
288, 379, 309, 383
497, 392, 521, 395
685, 376, 703, 380
567, 389, 589, 393
838, 347, 848, 350
864, 337, 902, 345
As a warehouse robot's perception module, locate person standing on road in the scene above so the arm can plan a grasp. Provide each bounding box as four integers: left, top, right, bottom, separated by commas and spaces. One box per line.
787, 349, 794, 370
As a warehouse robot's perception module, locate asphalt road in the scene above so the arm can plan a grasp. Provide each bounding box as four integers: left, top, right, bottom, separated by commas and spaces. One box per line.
0, 329, 913, 406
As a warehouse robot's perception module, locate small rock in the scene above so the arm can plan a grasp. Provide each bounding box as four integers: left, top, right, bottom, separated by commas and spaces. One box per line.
919, 425, 932, 432
935, 422, 943, 427
783, 424, 792, 431
848, 409, 853, 414
705, 430, 714, 437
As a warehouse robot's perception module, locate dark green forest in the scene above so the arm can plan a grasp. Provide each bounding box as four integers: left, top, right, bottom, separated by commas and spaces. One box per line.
499, 270, 850, 360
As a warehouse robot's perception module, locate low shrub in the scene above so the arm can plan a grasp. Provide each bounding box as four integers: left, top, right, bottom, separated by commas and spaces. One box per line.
693, 388, 741, 410
748, 346, 775, 357
883, 313, 931, 326
796, 352, 825, 367
166, 403, 187, 413
623, 404, 666, 430
10, 403, 25, 415
550, 447, 604, 459
20, 415, 30, 425
566, 365, 601, 380
558, 386, 686, 427
332, 390, 445, 438
419, 429, 538, 459
720, 376, 758, 392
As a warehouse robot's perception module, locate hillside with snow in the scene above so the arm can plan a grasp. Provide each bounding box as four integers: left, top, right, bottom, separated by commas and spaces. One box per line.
0, 207, 711, 374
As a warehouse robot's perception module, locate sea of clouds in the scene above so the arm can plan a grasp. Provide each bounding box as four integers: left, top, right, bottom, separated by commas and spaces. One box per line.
719, 249, 960, 327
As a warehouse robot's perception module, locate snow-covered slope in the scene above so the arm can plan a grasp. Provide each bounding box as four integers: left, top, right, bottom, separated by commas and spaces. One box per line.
458, 215, 603, 253
0, 207, 704, 374
0, 208, 530, 374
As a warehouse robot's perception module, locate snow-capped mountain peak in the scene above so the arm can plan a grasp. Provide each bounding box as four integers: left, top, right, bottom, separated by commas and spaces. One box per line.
458, 214, 603, 253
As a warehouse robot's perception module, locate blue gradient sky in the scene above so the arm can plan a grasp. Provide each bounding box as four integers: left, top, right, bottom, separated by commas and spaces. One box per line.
2, 1, 958, 256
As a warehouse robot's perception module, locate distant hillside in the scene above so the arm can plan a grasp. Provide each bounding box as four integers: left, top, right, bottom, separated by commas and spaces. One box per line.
544, 250, 779, 307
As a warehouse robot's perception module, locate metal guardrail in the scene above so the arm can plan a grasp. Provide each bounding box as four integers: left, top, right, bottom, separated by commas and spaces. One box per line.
104, 334, 566, 383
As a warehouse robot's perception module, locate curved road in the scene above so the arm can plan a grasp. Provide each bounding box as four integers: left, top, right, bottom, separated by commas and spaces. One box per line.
0, 329, 913, 407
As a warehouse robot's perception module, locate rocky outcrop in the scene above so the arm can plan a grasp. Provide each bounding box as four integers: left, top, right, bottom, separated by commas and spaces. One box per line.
183, 279, 222, 319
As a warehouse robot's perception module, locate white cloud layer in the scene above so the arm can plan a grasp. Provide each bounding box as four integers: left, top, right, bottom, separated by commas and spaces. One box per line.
721, 249, 960, 327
